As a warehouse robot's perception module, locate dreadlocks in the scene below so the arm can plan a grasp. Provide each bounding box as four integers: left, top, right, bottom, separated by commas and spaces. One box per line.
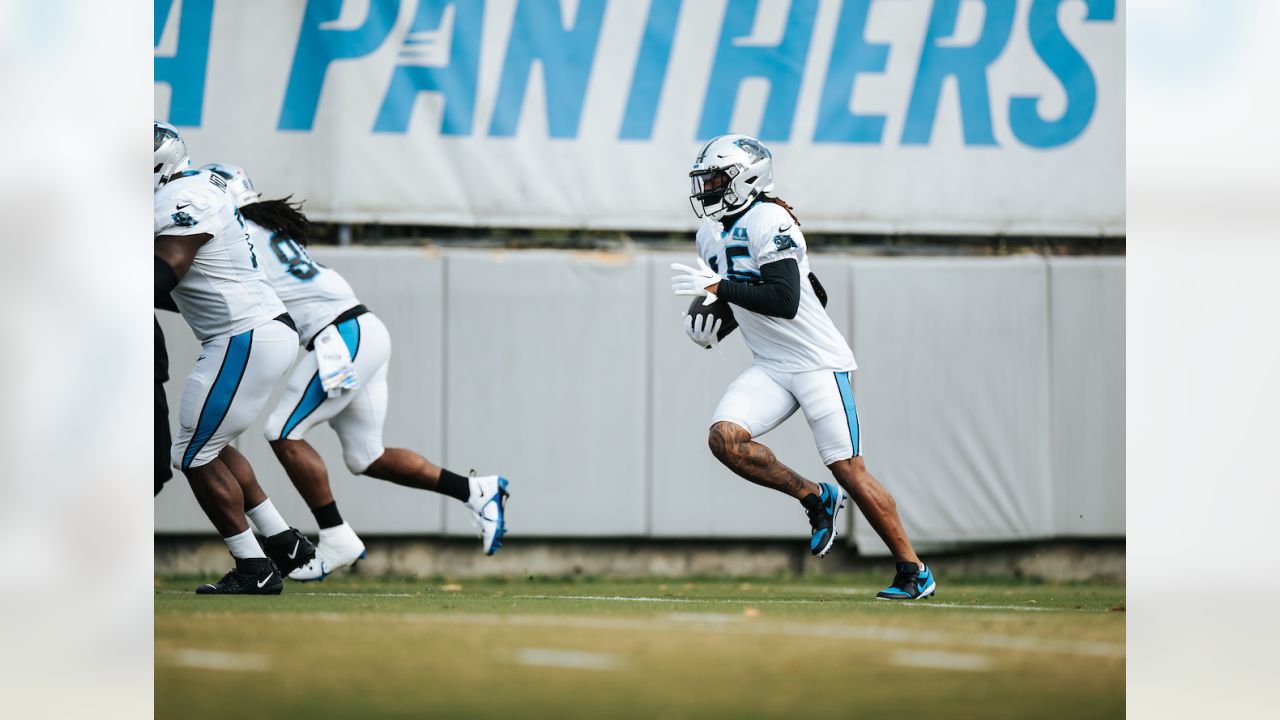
762, 195, 800, 225
240, 196, 311, 245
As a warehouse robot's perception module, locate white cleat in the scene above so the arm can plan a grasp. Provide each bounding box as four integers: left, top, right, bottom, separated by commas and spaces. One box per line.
465, 475, 510, 555
288, 522, 367, 582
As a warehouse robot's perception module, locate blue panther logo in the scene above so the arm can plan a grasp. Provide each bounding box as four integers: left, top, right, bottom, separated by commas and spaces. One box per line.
733, 137, 769, 163
171, 211, 196, 227
772, 234, 796, 251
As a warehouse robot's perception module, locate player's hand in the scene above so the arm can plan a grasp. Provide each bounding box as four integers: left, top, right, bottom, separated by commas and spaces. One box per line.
683, 312, 721, 349
670, 258, 723, 306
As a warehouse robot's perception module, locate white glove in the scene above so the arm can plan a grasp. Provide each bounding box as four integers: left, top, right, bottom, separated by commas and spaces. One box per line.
683, 312, 721, 349
313, 325, 359, 398
670, 258, 723, 306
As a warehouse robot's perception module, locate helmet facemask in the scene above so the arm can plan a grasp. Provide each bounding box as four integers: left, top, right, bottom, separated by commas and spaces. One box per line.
689, 164, 747, 220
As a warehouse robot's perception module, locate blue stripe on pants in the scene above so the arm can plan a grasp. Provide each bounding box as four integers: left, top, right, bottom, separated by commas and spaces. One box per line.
182, 329, 254, 470
834, 371, 860, 457
279, 317, 362, 440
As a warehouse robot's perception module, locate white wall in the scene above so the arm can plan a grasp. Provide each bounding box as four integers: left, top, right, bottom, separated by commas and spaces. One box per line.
155, 247, 1125, 551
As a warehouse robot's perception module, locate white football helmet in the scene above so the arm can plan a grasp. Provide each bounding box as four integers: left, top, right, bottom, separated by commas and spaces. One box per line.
202, 162, 261, 208
154, 121, 189, 190
688, 134, 775, 220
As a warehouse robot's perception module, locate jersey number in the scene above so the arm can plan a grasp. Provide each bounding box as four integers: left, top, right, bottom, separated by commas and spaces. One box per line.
723, 245, 756, 282
270, 234, 319, 280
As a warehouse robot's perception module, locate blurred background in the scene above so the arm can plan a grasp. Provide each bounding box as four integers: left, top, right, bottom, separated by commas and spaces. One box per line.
153, 0, 1124, 579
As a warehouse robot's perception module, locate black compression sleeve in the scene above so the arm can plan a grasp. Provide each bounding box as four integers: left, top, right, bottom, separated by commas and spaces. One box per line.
155, 291, 179, 312
715, 258, 801, 319
155, 255, 179, 308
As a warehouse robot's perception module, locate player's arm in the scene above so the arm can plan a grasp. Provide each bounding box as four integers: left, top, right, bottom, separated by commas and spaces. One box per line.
155, 291, 180, 313
712, 259, 801, 320
154, 232, 209, 305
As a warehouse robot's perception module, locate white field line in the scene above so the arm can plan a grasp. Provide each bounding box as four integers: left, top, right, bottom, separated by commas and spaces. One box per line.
517, 593, 1060, 612
157, 590, 419, 597
163, 648, 270, 672
289, 612, 1123, 659
890, 649, 993, 672
895, 601, 1052, 612
160, 589, 1079, 612
512, 648, 623, 672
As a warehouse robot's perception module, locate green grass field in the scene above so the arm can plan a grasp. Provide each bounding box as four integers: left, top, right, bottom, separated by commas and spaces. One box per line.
155, 573, 1125, 719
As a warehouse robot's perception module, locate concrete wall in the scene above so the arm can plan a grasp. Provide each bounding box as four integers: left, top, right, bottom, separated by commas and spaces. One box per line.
155, 248, 1125, 553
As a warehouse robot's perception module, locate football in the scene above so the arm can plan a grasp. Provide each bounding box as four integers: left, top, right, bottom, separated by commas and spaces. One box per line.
688, 295, 738, 341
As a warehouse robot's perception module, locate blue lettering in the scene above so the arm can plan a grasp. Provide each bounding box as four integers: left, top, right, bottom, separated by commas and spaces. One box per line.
488, 0, 608, 138
1010, 0, 1114, 148
154, 0, 214, 127
374, 0, 485, 135
814, 0, 888, 144
698, 0, 819, 141
279, 0, 400, 131
902, 0, 1015, 146
619, 0, 683, 140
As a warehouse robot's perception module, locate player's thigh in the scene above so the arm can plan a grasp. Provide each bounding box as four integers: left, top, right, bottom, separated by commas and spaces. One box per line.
347, 312, 391, 381
330, 362, 389, 473
712, 365, 800, 439
788, 369, 861, 465
173, 321, 298, 470
264, 313, 389, 443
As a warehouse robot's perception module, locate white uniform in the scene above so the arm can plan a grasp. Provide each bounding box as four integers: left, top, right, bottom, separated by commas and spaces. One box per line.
156, 170, 298, 470
697, 201, 863, 465
248, 220, 361, 345
255, 224, 392, 474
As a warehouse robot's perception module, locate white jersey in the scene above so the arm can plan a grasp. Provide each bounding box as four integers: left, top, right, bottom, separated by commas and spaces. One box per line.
155, 170, 285, 342
695, 201, 856, 373
249, 220, 361, 344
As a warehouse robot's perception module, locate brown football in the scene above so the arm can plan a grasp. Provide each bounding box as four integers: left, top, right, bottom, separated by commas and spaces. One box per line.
688, 295, 738, 341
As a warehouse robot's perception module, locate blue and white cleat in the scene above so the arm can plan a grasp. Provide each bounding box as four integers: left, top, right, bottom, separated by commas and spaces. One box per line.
876, 562, 937, 600
466, 475, 509, 555
288, 522, 366, 582
801, 482, 845, 557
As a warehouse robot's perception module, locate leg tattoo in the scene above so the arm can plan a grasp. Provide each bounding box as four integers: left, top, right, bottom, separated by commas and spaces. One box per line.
708, 421, 819, 500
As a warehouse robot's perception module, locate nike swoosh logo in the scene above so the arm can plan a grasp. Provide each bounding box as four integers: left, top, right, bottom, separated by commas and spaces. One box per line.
778, 223, 793, 232
175, 203, 190, 210
257, 573, 274, 588
287, 540, 299, 559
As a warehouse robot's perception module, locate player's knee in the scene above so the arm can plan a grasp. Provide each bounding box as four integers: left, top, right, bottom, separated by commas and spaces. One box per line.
708, 422, 747, 464
342, 443, 384, 475
262, 412, 286, 444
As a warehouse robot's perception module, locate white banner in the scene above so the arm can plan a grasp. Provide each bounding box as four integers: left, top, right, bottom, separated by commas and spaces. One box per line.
155, 0, 1124, 235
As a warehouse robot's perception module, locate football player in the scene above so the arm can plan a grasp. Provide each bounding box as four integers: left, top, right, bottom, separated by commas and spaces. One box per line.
201, 163, 509, 581
154, 122, 316, 594
671, 134, 935, 600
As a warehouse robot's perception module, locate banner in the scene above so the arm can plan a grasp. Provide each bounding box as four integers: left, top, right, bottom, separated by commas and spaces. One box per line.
155, 0, 1124, 235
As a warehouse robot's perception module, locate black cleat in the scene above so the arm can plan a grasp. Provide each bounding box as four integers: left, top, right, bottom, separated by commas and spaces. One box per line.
195, 557, 283, 595
262, 528, 316, 577
876, 562, 937, 600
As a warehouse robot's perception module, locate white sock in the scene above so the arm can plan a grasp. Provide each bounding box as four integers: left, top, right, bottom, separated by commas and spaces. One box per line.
245, 499, 290, 536
224, 528, 266, 560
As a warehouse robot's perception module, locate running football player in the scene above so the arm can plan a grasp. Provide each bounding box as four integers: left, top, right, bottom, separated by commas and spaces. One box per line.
670, 134, 935, 600
154, 122, 316, 594
201, 163, 509, 581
